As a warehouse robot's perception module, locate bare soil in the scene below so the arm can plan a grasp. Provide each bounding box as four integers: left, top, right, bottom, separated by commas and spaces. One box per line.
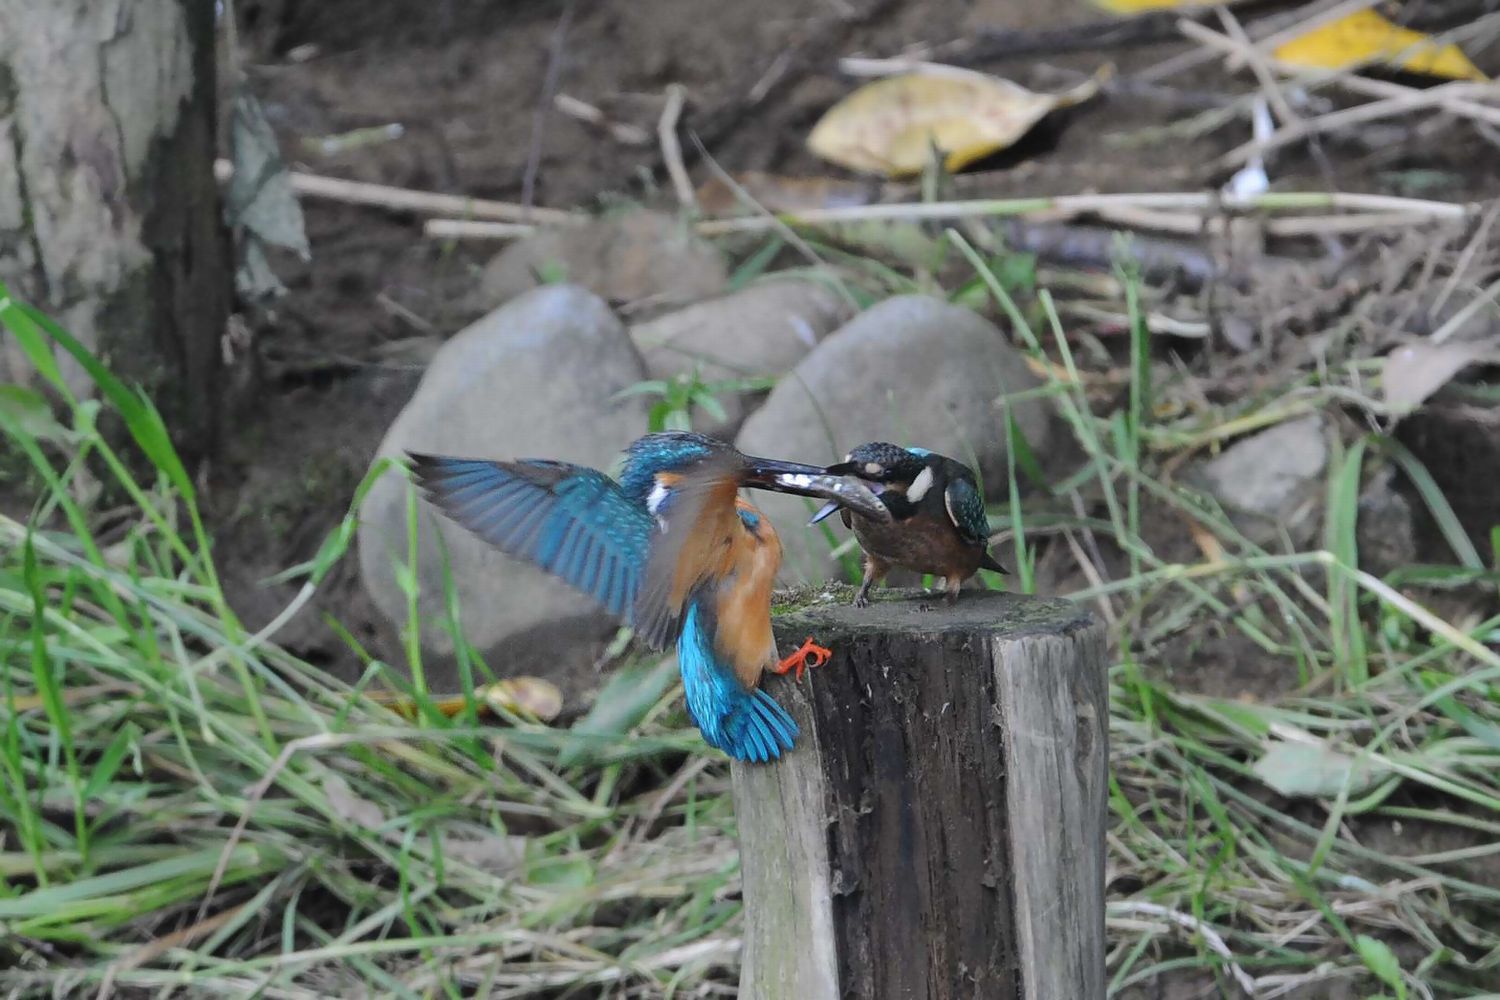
217, 0, 1500, 699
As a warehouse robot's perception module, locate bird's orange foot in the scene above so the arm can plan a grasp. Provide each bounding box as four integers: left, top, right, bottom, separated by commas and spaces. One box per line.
772, 636, 832, 682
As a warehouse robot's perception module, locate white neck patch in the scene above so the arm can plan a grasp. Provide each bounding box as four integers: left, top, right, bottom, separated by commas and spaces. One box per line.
647, 480, 670, 514
905, 466, 935, 503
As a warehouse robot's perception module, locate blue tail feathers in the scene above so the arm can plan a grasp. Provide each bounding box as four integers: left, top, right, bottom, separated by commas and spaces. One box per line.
677, 602, 798, 762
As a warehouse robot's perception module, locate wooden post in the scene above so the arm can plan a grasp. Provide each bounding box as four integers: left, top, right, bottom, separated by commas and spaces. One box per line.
732, 590, 1108, 999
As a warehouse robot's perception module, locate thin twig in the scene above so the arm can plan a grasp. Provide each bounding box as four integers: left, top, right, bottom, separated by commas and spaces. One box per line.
1432, 200, 1500, 318
424, 219, 537, 240
554, 93, 651, 145
1216, 6, 1300, 129
1107, 900, 1258, 996
422, 190, 1476, 242
214, 160, 579, 226
521, 0, 576, 214
658, 84, 697, 212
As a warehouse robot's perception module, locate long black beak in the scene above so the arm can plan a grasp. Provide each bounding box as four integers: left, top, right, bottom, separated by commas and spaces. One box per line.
808, 500, 841, 525
741, 456, 892, 523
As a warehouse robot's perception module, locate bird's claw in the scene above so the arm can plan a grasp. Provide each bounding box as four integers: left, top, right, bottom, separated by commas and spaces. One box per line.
773, 636, 832, 681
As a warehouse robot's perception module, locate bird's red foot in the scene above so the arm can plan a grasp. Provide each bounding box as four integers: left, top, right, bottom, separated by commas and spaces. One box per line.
772, 636, 832, 681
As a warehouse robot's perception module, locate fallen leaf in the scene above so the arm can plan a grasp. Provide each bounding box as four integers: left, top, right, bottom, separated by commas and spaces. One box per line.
1273, 10, 1487, 81
323, 772, 385, 829
1087, 0, 1190, 11
439, 828, 525, 874
480, 678, 564, 722
1382, 338, 1498, 412
807, 68, 1104, 177
1252, 742, 1385, 799
371, 676, 564, 723
694, 171, 877, 216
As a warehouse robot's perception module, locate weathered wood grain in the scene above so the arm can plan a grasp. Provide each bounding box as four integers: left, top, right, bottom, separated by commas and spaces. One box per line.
732, 589, 1107, 999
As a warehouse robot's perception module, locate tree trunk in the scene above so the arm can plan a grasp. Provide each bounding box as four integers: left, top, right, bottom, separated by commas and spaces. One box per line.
734, 590, 1109, 999
0, 0, 228, 464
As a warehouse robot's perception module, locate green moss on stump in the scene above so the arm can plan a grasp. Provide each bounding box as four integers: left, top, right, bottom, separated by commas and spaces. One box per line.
770, 586, 1092, 642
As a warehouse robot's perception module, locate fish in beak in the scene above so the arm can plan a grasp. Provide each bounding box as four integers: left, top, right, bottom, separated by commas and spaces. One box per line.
740, 456, 892, 523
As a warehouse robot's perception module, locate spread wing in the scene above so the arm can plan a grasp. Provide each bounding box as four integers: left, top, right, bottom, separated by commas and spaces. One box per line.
943, 472, 992, 549
409, 454, 652, 626
633, 452, 745, 651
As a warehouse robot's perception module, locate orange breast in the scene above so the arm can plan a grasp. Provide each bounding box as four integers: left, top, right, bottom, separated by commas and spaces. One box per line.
714, 499, 783, 689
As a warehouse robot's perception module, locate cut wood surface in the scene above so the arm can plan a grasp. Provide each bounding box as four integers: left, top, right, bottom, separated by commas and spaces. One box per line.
733, 589, 1108, 999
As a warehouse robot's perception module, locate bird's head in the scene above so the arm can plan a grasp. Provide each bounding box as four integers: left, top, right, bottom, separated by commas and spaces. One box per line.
810, 442, 940, 525
619, 431, 891, 523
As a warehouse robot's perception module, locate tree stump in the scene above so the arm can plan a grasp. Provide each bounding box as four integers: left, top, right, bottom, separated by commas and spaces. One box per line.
732, 590, 1108, 999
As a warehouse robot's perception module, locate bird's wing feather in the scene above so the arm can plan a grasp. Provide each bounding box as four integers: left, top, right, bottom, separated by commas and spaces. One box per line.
943, 472, 992, 548
634, 452, 744, 651
409, 454, 653, 627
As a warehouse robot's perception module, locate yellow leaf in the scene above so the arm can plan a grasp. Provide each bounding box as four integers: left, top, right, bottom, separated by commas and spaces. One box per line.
369, 677, 563, 723
1273, 9, 1487, 81
1087, 0, 1190, 11
807, 69, 1104, 178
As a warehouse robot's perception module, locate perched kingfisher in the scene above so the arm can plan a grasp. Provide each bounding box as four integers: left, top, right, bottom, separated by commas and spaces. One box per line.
408, 432, 890, 763
810, 442, 1007, 607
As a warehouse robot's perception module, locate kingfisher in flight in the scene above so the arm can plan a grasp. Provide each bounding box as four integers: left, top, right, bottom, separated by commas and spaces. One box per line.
408, 432, 890, 763
810, 442, 1007, 607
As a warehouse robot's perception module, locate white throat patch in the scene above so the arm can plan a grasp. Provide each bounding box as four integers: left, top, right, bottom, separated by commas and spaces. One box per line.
647, 480, 670, 514
905, 466, 935, 503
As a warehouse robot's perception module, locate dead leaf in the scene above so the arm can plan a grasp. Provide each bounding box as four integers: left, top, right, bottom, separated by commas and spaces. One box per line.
480, 678, 564, 721
1252, 742, 1386, 798
694, 171, 877, 216
439, 829, 525, 874
371, 677, 563, 723
1382, 338, 1498, 412
807, 68, 1105, 177
1086, 0, 1189, 11
323, 772, 385, 829
1273, 10, 1488, 81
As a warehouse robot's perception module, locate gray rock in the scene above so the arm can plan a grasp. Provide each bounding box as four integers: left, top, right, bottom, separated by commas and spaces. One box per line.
629, 278, 850, 434
1196, 414, 1328, 548
735, 294, 1050, 582
358, 285, 649, 659
478, 209, 727, 314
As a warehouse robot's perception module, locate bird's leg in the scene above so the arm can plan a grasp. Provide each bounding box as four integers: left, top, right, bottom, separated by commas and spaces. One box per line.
944, 574, 963, 605
853, 555, 889, 608
772, 636, 832, 682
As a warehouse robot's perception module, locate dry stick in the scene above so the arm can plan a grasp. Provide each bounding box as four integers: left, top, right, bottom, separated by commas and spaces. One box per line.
1223, 0, 1380, 71
425, 219, 536, 240
422, 190, 1474, 241
658, 84, 697, 212
1432, 200, 1500, 318
214, 160, 578, 226
1263, 212, 1447, 236
690, 190, 1474, 234
1216, 6, 1301, 128
930, 0, 1286, 66
520, 0, 576, 214
553, 93, 651, 146
1175, 21, 1500, 165
1137, 0, 1372, 82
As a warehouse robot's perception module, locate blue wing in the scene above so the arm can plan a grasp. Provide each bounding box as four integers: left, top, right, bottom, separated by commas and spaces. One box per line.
408, 454, 652, 625
943, 471, 992, 548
